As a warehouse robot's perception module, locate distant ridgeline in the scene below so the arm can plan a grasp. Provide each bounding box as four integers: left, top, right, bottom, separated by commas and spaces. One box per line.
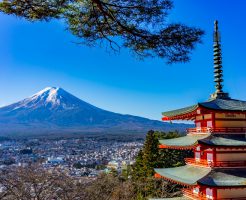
0, 87, 192, 137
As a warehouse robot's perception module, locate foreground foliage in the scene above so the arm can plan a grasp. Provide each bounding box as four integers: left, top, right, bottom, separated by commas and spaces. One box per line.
0, 166, 180, 200
0, 0, 204, 63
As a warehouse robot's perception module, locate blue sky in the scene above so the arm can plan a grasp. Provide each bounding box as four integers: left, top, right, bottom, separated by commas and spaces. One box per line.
0, 0, 245, 120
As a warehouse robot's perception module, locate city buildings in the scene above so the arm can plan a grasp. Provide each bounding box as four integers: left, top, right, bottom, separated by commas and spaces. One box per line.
0, 136, 142, 179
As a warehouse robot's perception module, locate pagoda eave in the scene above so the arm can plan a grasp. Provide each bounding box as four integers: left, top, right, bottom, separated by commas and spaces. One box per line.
198, 134, 246, 147
159, 144, 195, 150
197, 183, 246, 189
162, 105, 198, 121
154, 165, 211, 187
162, 113, 197, 121
162, 99, 246, 122
154, 173, 195, 187
198, 144, 246, 149
159, 134, 210, 150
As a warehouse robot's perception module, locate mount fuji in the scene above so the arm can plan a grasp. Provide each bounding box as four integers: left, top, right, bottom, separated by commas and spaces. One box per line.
0, 87, 190, 136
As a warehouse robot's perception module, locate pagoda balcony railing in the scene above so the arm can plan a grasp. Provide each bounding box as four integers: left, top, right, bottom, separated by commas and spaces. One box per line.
185, 158, 246, 168
182, 189, 208, 200
187, 127, 212, 133
182, 189, 246, 200
187, 127, 246, 134
185, 158, 211, 167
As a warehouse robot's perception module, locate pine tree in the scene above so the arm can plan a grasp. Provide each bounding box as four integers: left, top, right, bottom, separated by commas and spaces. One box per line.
142, 130, 160, 177
132, 130, 160, 179
132, 130, 185, 198
132, 130, 190, 180
132, 149, 144, 179
0, 0, 204, 63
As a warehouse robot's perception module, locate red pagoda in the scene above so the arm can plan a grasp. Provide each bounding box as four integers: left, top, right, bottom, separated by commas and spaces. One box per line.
154, 21, 246, 200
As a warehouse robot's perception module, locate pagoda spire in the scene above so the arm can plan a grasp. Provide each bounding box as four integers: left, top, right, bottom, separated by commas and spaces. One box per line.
210, 20, 230, 99
213, 20, 223, 93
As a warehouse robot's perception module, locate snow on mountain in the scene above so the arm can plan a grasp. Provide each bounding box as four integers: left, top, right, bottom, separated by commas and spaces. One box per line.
11, 87, 81, 110
0, 87, 191, 136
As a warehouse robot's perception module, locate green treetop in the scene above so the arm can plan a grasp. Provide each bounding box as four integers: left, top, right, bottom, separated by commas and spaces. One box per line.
132, 130, 191, 180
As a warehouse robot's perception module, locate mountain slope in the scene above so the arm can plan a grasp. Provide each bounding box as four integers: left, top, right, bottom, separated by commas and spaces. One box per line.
0, 87, 191, 135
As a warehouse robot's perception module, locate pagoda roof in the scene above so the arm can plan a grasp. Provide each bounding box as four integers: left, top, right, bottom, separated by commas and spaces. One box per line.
199, 134, 246, 147
155, 165, 211, 186
149, 197, 189, 200
198, 168, 246, 187
159, 134, 210, 149
162, 105, 198, 119
200, 98, 246, 111
162, 98, 246, 119
155, 166, 246, 187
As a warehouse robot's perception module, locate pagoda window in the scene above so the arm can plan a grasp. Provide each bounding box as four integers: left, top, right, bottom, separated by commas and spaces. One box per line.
207, 153, 213, 163
206, 188, 214, 200
196, 122, 201, 128
195, 152, 201, 160
196, 115, 203, 121
207, 120, 213, 128
193, 187, 199, 194
204, 114, 212, 119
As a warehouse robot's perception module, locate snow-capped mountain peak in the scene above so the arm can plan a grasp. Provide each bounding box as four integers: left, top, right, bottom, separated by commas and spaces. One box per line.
30, 87, 61, 106
32, 86, 60, 97
10, 87, 82, 111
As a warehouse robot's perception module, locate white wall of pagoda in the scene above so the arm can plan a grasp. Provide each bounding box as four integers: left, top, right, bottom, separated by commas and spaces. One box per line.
217, 188, 246, 199
216, 148, 246, 162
